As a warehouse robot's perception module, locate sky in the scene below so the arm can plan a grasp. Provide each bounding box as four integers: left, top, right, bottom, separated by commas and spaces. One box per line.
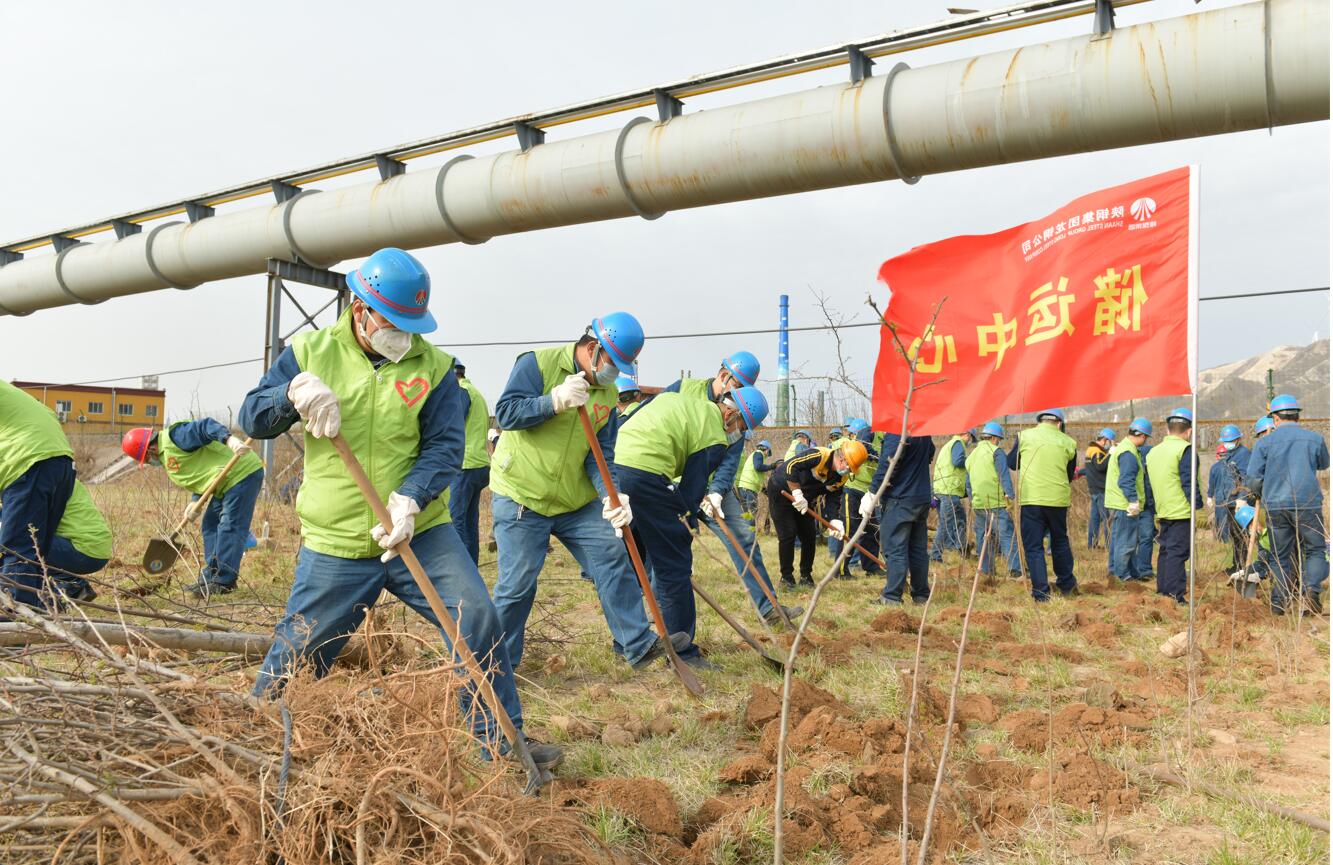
0, 0, 1328, 423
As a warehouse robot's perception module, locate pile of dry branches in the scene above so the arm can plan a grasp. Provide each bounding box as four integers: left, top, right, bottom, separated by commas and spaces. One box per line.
0, 598, 613, 865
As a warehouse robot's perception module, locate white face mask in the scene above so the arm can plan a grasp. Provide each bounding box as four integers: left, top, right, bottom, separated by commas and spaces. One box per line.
594, 363, 619, 386
726, 429, 743, 446
360, 311, 413, 363
1223, 441, 1237, 451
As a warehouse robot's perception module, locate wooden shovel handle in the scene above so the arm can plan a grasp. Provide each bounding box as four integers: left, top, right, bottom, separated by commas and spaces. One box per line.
781, 489, 885, 569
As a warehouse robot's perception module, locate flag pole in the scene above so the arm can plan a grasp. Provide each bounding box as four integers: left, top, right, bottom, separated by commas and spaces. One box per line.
1185, 164, 1201, 751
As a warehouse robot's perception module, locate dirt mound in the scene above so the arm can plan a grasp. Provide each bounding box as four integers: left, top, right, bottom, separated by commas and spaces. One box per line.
870, 607, 920, 633
743, 680, 850, 730
565, 777, 685, 838
1198, 596, 1272, 626
1110, 594, 1180, 624
995, 642, 1088, 663
1028, 753, 1141, 814
999, 702, 1154, 752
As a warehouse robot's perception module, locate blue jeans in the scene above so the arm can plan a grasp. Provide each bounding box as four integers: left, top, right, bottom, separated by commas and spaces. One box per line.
1108, 509, 1144, 579
252, 523, 521, 745
1087, 493, 1109, 548
1135, 509, 1157, 576
1019, 505, 1076, 600
196, 470, 262, 589
621, 467, 699, 658
831, 488, 874, 574
1, 455, 75, 609
701, 487, 780, 618
448, 466, 490, 564
973, 507, 1020, 575
880, 499, 931, 603
929, 494, 966, 560
1267, 508, 1329, 610
735, 488, 760, 519
491, 494, 656, 669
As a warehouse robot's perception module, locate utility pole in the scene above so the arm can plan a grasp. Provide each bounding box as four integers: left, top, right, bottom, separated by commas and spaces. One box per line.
1266, 368, 1275, 403
777, 294, 790, 426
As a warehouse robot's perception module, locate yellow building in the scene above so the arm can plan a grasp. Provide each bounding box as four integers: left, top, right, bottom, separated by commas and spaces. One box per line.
12, 380, 167, 432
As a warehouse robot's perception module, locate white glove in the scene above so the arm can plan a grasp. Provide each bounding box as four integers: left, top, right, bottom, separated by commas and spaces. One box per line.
700, 492, 724, 520
288, 372, 341, 439
371, 492, 421, 562
550, 373, 591, 413
1126, 502, 1141, 517
1234, 498, 1247, 510
828, 519, 846, 541
858, 493, 878, 521
601, 494, 633, 538
226, 435, 251, 455
1205, 497, 1214, 509
790, 489, 809, 514
487, 428, 501, 447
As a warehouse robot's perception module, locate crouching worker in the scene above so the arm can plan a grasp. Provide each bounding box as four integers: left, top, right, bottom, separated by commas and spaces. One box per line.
240, 247, 561, 769
121, 419, 263, 597
614, 386, 770, 669
767, 438, 866, 588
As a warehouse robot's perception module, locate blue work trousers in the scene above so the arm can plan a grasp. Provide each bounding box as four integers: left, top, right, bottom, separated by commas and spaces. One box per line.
1107, 509, 1145, 579
880, 499, 931, 604
1267, 508, 1329, 611
1155, 518, 1191, 603
1019, 505, 1076, 600
252, 523, 521, 746
1133, 509, 1157, 577
1087, 493, 1109, 548
973, 507, 1021, 575
929, 494, 966, 560
833, 488, 882, 575
46, 536, 107, 597
491, 494, 655, 670
1, 456, 75, 609
196, 470, 262, 589
701, 486, 780, 618
448, 466, 490, 564
620, 467, 699, 658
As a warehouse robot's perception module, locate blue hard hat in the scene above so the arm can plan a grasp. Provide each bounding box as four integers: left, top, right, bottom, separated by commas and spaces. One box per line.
721, 350, 760, 387
1098, 427, 1116, 441
982, 421, 1005, 439
1254, 416, 1274, 435
726, 386, 769, 430
846, 418, 870, 434
757, 439, 772, 451
453, 357, 465, 370
1129, 417, 1153, 437
1167, 406, 1193, 424
346, 248, 436, 334
1037, 408, 1065, 422
590, 312, 644, 374
615, 372, 639, 394
1234, 504, 1256, 530
1219, 424, 1242, 443
1269, 393, 1301, 414
830, 426, 843, 435
795, 429, 812, 440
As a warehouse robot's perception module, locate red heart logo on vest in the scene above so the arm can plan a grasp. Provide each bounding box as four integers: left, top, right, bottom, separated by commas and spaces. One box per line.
395, 378, 430, 407
593, 403, 612, 426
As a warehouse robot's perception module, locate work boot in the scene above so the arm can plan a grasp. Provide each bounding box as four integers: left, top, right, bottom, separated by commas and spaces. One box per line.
780, 577, 797, 590
763, 604, 804, 627
494, 735, 564, 771
630, 632, 692, 671
60, 582, 97, 603
798, 575, 815, 588
679, 654, 721, 672
1305, 591, 1324, 616
188, 580, 235, 600
873, 595, 902, 606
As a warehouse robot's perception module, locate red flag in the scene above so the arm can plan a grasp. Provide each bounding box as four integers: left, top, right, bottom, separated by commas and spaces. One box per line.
872, 166, 1196, 435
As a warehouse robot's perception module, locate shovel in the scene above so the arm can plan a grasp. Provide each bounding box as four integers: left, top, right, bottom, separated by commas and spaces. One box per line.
709, 511, 796, 631
141, 437, 253, 577
576, 406, 705, 698
690, 578, 785, 671
330, 434, 552, 795
780, 490, 885, 569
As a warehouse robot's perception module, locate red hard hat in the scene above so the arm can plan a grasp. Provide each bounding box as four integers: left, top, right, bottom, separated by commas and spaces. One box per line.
121, 427, 154, 463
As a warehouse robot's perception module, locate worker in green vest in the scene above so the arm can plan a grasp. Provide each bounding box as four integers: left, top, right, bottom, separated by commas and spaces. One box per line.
1006, 409, 1078, 601
615, 385, 772, 668
929, 430, 974, 562
784, 430, 813, 460
1, 381, 109, 608
1145, 407, 1203, 604
240, 247, 561, 770
490, 312, 691, 675
616, 372, 645, 422
122, 419, 264, 597
447, 358, 491, 564
1104, 417, 1153, 582
834, 419, 883, 577
734, 439, 774, 522
47, 480, 113, 600
965, 422, 1020, 576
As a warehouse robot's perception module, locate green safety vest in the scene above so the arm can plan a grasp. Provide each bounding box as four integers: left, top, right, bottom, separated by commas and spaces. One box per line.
735, 448, 769, 492
677, 378, 713, 401
965, 440, 1005, 509
1017, 423, 1077, 507
1146, 435, 1194, 521
783, 438, 809, 461
160, 421, 263, 496
847, 432, 883, 494
619, 399, 644, 419
490, 343, 619, 517
0, 381, 74, 492
291, 308, 454, 558
932, 435, 968, 497
458, 377, 490, 470
1104, 437, 1143, 512
614, 392, 726, 479
56, 480, 112, 560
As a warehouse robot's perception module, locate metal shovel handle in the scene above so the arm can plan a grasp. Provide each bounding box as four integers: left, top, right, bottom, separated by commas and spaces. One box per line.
329, 434, 551, 794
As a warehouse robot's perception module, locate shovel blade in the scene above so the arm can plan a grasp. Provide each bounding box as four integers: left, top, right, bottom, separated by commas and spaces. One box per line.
142, 537, 181, 576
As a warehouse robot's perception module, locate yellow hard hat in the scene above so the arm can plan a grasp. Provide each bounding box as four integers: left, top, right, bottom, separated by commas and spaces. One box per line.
838, 438, 868, 474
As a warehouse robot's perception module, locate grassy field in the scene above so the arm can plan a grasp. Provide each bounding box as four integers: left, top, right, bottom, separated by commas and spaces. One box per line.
54, 467, 1333, 864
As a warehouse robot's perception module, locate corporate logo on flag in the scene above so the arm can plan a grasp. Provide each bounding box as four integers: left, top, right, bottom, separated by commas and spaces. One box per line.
1019, 193, 1165, 261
